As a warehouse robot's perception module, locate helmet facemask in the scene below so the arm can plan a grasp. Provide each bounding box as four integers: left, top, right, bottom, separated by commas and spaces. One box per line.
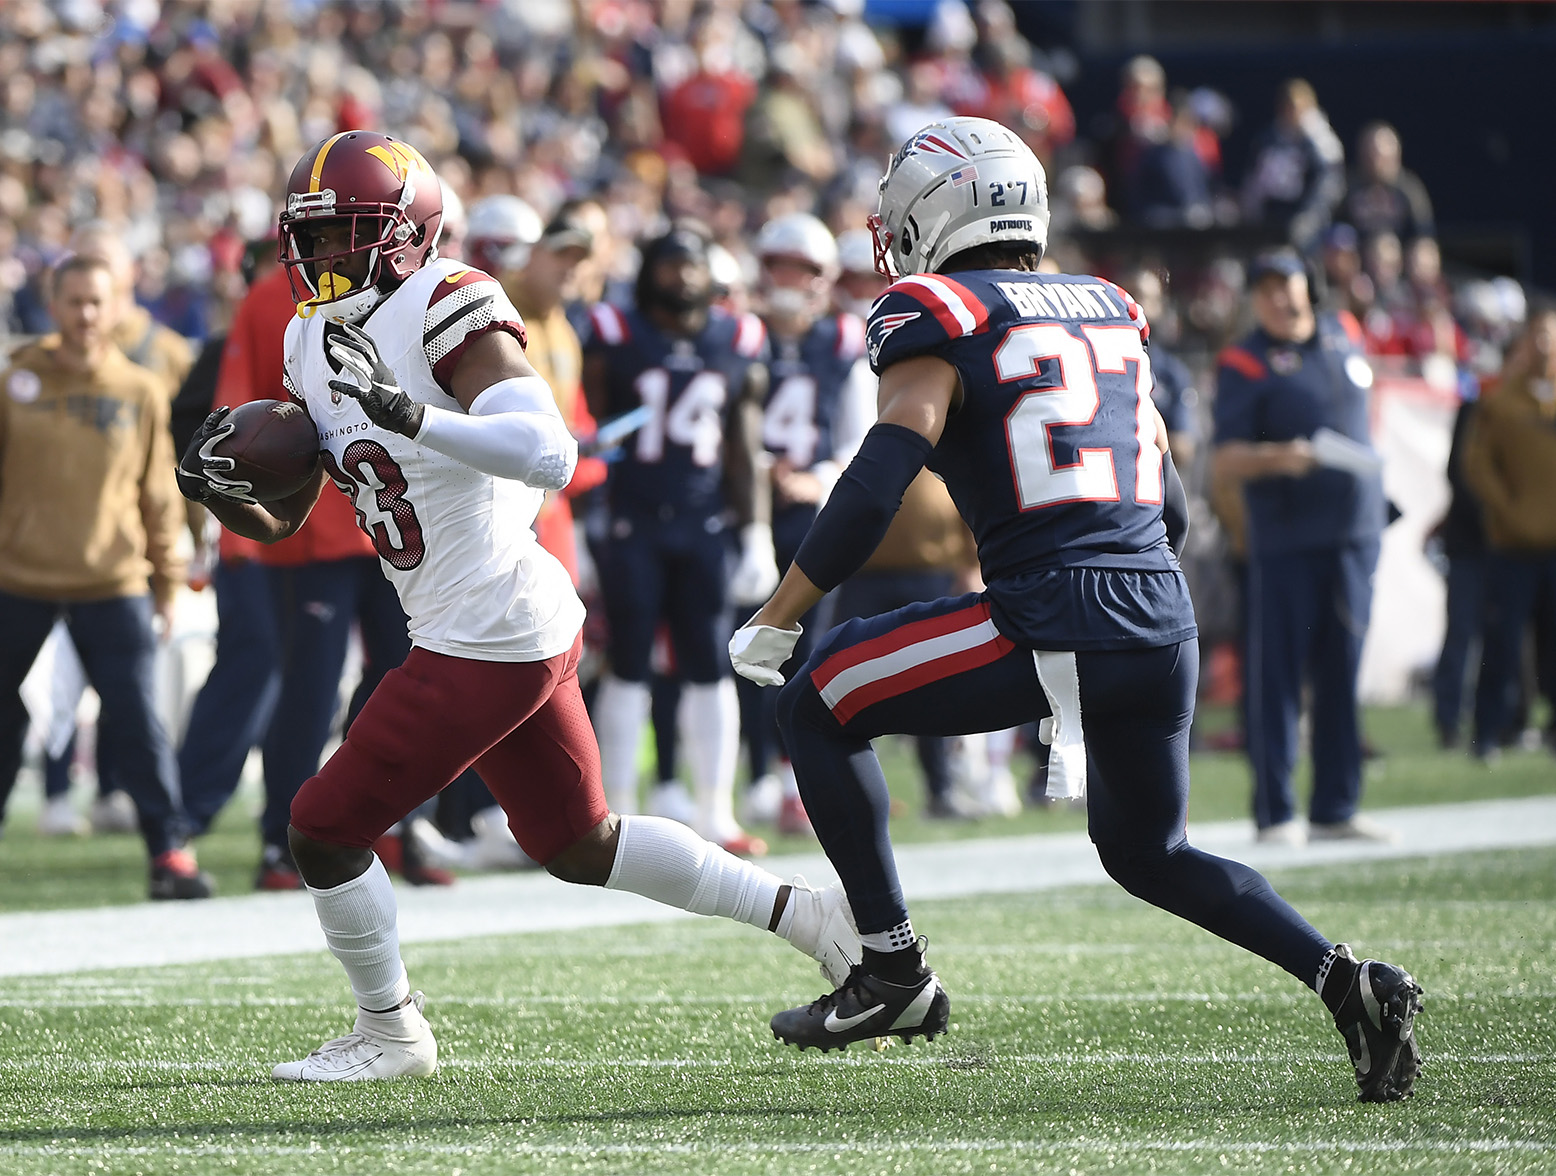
281, 207, 422, 323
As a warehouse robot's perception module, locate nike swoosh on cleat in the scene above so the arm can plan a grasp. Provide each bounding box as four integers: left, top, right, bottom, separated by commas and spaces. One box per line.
824, 1003, 886, 1033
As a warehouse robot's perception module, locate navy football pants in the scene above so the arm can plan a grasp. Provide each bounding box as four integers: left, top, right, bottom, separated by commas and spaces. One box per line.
778, 593, 1332, 988
1245, 540, 1377, 829
599, 515, 730, 684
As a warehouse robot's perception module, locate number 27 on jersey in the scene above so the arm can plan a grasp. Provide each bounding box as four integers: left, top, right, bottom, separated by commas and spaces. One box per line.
994, 323, 1161, 511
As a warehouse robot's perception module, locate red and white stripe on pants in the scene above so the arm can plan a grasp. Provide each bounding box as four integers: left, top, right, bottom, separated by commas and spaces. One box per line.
290, 633, 607, 863
810, 600, 1014, 726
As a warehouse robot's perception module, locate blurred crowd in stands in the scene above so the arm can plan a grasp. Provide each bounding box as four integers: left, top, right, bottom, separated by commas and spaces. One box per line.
1, 0, 1550, 887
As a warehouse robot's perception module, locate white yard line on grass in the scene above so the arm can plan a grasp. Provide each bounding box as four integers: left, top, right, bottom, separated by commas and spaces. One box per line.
2, 795, 1554, 978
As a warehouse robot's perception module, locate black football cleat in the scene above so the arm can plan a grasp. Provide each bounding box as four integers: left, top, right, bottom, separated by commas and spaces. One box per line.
1329, 944, 1425, 1102
771, 965, 950, 1052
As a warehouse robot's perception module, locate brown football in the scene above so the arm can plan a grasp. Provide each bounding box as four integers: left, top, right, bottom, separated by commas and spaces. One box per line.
209, 400, 321, 502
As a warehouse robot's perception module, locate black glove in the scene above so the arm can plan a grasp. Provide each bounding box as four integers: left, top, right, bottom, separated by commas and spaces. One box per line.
176, 407, 256, 504
327, 322, 424, 436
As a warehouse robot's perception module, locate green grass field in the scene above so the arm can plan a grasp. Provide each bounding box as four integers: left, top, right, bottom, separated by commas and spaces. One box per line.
2, 703, 1552, 912
2, 846, 1553, 1175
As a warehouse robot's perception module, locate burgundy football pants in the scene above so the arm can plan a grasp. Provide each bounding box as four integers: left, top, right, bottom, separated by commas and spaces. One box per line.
290, 634, 607, 864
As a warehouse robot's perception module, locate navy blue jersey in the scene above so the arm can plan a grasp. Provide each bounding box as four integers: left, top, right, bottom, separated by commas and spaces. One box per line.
1212, 317, 1387, 555
865, 269, 1195, 650
761, 312, 867, 471
586, 303, 768, 519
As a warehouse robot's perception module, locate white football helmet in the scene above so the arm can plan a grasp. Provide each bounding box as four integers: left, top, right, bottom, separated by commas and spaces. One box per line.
757, 213, 837, 321
835, 228, 876, 277
870, 116, 1050, 278
465, 194, 543, 275
755, 213, 839, 277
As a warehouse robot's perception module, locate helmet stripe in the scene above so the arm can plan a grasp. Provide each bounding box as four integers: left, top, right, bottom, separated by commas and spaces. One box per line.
308, 131, 350, 193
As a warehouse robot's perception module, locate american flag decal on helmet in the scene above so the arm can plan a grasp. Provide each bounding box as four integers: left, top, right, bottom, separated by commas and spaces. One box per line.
950, 165, 979, 187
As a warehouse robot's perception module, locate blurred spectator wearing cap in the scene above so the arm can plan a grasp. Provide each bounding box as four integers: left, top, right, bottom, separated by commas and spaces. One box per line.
1320, 223, 1372, 322
1211, 249, 1393, 846
1461, 305, 1556, 760
0, 254, 209, 898
1241, 79, 1345, 251
1342, 122, 1435, 244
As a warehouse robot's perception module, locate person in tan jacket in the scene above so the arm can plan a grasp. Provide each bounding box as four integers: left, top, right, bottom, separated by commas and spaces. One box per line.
34, 225, 199, 837
1462, 304, 1556, 758
0, 254, 211, 899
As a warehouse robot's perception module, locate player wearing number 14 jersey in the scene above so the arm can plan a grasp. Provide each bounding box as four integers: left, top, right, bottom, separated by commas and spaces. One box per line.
583, 224, 776, 855
178, 132, 860, 1081
730, 117, 1424, 1103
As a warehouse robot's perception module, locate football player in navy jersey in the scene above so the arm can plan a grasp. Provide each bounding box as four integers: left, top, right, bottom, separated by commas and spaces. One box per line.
730, 117, 1424, 1103
739, 213, 870, 835
584, 223, 777, 856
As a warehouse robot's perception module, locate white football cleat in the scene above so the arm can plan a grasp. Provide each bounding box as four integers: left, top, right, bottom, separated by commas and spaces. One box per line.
37, 795, 89, 837
272, 992, 438, 1081
781, 877, 861, 987
89, 790, 139, 834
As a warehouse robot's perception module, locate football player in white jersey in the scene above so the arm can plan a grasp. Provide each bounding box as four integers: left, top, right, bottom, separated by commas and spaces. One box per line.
176, 131, 858, 1081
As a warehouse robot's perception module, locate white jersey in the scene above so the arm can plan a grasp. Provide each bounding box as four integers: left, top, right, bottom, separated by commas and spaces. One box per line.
283, 257, 584, 662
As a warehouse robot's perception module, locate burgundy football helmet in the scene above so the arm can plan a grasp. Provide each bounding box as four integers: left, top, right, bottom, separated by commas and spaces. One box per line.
278, 130, 444, 323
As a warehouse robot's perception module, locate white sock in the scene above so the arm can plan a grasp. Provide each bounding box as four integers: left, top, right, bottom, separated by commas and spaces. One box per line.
308, 856, 409, 1011
860, 919, 916, 953
778, 759, 800, 801
680, 679, 740, 839
605, 814, 781, 930
595, 674, 650, 815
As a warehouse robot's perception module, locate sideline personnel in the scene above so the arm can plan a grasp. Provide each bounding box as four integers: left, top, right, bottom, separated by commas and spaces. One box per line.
0, 254, 211, 898
1212, 249, 1393, 846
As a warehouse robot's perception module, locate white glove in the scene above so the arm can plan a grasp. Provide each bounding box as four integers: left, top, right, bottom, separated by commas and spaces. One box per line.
728, 521, 779, 606
729, 619, 803, 687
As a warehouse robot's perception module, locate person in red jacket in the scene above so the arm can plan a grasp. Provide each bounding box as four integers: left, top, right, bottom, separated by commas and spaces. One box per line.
659, 15, 757, 177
